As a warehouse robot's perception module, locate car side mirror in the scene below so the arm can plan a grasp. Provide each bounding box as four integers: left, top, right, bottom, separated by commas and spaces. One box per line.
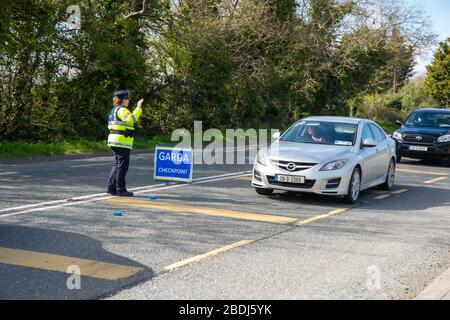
272, 132, 281, 140
394, 120, 402, 126
362, 138, 377, 148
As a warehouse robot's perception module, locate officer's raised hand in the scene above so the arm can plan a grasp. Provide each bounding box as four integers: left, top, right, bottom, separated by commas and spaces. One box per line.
137, 98, 144, 108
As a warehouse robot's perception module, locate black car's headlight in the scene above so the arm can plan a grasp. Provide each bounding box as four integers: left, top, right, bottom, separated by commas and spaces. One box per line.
392, 130, 403, 141
437, 135, 450, 143
320, 159, 348, 171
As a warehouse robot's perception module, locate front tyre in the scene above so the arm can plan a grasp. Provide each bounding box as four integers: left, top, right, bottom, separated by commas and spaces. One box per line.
255, 187, 274, 196
396, 146, 402, 163
343, 167, 361, 204
380, 159, 395, 190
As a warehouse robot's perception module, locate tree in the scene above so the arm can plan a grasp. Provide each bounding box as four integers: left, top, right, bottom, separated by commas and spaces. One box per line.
425, 38, 450, 108
361, 0, 436, 94
0, 0, 160, 141
399, 79, 438, 113
0, 0, 441, 143
369, 27, 415, 94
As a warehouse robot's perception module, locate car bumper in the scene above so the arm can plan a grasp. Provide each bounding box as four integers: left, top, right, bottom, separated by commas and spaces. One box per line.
395, 140, 450, 158
251, 160, 353, 196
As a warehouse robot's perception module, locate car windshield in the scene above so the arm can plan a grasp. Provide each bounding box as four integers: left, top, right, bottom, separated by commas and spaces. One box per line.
280, 121, 358, 146
404, 111, 450, 128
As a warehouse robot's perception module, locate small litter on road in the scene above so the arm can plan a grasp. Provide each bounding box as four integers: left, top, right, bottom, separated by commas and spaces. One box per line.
113, 211, 123, 217
148, 195, 157, 200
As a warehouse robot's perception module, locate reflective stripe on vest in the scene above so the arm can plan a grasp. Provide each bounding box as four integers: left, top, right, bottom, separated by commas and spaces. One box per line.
107, 140, 133, 149
109, 120, 134, 129
108, 107, 134, 129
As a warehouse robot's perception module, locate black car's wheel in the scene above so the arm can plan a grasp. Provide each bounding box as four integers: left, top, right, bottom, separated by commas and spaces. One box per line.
255, 187, 274, 196
396, 155, 402, 163
343, 167, 361, 204
380, 159, 396, 190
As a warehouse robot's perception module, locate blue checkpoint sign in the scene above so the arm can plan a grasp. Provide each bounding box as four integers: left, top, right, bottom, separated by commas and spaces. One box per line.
154, 145, 193, 183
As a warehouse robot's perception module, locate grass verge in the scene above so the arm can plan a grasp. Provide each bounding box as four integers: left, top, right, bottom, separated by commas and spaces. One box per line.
0, 135, 173, 159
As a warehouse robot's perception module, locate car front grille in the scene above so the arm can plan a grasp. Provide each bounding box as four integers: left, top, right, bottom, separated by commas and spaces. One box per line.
266, 175, 316, 189
270, 159, 317, 172
403, 134, 435, 146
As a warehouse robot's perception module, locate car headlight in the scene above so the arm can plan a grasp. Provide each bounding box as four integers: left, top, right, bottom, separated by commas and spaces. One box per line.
256, 150, 267, 166
320, 159, 348, 171
392, 130, 403, 141
437, 135, 450, 143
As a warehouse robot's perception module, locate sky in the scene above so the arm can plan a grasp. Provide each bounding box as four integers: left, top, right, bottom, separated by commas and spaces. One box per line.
409, 0, 450, 76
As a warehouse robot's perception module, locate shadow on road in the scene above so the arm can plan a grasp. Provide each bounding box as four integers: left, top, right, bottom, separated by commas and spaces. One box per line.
261, 184, 450, 211
400, 157, 450, 168
0, 224, 154, 300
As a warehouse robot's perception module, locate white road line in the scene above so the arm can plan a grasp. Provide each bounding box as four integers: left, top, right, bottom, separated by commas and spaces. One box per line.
0, 171, 249, 214
70, 163, 111, 168
0, 172, 18, 176
0, 171, 252, 218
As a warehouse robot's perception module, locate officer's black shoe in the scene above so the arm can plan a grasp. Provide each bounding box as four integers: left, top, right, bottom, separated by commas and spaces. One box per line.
117, 191, 134, 197
106, 190, 117, 196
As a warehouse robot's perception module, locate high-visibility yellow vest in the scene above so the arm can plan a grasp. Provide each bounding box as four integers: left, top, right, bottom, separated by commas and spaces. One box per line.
107, 105, 142, 150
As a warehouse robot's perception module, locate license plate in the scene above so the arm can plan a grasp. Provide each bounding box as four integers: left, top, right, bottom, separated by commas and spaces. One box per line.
409, 146, 428, 151
275, 175, 305, 184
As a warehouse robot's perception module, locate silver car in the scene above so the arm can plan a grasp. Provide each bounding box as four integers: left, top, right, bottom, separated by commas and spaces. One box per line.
252, 116, 397, 203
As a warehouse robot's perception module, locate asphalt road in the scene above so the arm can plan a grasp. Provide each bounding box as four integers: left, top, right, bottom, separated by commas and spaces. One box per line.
0, 148, 449, 300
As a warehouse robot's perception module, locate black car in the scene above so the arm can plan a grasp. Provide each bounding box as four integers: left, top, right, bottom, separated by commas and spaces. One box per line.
392, 108, 450, 164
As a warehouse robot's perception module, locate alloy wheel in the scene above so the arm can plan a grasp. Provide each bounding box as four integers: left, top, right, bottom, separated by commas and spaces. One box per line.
351, 170, 361, 201
387, 161, 395, 188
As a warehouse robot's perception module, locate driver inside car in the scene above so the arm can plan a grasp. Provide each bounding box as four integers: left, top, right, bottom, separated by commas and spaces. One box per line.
306, 126, 326, 143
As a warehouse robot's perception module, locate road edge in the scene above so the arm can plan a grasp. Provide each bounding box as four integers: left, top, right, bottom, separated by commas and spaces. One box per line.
414, 266, 450, 300
0, 148, 153, 165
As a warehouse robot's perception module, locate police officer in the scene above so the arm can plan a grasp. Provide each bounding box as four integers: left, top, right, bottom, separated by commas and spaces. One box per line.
106, 89, 144, 197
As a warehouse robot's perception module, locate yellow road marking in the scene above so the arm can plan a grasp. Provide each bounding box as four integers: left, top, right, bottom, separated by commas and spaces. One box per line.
327, 208, 349, 215
295, 208, 348, 226
424, 176, 448, 184
374, 188, 408, 199
375, 194, 391, 200
0, 247, 144, 280
391, 188, 408, 194
104, 198, 297, 225
397, 169, 449, 176
236, 175, 252, 181
164, 208, 351, 271
368, 190, 389, 194
164, 240, 253, 271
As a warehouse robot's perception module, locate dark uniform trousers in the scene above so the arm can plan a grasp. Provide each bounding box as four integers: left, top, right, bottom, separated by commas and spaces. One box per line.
107, 147, 131, 193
